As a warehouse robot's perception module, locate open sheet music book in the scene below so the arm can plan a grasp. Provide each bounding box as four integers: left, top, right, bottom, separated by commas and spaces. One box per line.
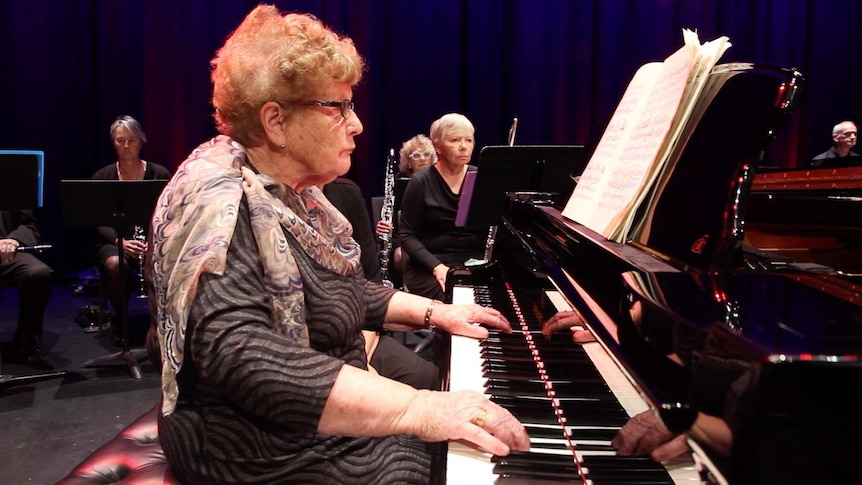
562, 30, 731, 242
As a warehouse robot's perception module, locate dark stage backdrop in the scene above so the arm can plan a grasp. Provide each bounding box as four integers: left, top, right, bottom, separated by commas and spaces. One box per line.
1, 0, 860, 273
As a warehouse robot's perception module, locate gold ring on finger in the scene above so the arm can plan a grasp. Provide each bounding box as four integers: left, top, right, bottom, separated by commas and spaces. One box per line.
474, 408, 487, 428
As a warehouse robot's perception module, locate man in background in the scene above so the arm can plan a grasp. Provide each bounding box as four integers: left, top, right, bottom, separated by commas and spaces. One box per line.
0, 210, 53, 364
811, 120, 859, 166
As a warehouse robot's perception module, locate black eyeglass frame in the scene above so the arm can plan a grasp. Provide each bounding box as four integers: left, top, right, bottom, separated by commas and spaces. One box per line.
301, 99, 354, 119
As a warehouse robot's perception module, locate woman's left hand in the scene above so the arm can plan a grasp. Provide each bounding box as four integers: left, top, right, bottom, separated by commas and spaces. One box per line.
431, 303, 512, 339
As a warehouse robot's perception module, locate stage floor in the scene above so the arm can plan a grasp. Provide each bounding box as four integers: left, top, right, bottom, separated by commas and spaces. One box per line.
0, 279, 160, 484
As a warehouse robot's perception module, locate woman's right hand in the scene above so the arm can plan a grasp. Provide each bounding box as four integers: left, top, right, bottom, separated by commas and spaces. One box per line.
432, 263, 450, 290
121, 238, 147, 258
402, 389, 531, 456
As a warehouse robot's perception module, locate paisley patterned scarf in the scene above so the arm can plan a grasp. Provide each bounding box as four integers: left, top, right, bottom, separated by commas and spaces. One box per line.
151, 135, 361, 415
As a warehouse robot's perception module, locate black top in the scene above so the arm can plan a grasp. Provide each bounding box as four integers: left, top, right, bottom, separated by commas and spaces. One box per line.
399, 165, 487, 270
810, 146, 861, 166
322, 177, 381, 283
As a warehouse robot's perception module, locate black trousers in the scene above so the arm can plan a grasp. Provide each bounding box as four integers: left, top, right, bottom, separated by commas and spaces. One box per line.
0, 252, 53, 338
370, 334, 439, 390
402, 261, 446, 301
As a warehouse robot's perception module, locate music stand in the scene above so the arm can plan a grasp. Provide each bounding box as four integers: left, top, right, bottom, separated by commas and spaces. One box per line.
458, 145, 589, 228
0, 150, 66, 390
60, 179, 167, 379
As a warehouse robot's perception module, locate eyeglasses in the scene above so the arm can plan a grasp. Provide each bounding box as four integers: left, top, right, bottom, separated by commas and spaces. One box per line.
302, 99, 355, 120
408, 150, 433, 160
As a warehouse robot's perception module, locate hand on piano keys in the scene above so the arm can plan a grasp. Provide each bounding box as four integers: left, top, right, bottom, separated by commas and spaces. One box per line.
410, 389, 531, 456
426, 300, 515, 339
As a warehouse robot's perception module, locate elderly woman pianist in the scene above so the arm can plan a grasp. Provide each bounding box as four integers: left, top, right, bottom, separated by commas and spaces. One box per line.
149, 5, 529, 484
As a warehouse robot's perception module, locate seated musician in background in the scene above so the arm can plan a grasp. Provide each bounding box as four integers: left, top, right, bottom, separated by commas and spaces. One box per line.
375, 133, 437, 279
322, 176, 438, 389
396, 134, 437, 179
811, 120, 859, 166
399, 114, 488, 301
323, 177, 382, 284
92, 115, 171, 324
0, 210, 54, 364
148, 6, 529, 483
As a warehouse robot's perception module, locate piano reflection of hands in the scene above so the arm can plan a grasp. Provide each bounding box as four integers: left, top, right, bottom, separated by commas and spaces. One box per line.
612, 409, 689, 461
541, 310, 597, 343
613, 409, 733, 463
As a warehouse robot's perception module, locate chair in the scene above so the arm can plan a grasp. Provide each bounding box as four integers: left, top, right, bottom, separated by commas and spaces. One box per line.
56, 403, 181, 484
0, 244, 66, 390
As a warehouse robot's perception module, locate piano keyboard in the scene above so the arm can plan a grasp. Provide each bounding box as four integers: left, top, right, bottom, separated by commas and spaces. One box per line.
447, 285, 702, 484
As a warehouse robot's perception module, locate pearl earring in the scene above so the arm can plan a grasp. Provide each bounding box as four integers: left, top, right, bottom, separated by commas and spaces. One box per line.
280, 143, 285, 149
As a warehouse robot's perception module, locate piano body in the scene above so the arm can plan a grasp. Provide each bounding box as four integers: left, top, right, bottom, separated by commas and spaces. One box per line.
434, 63, 862, 485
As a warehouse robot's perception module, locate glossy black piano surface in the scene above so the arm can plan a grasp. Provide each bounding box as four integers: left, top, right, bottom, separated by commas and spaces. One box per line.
746, 163, 862, 277
484, 203, 862, 484
436, 63, 862, 484
621, 269, 862, 485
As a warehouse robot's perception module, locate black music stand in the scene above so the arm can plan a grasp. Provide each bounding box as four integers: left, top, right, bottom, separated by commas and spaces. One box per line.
60, 180, 167, 379
459, 145, 589, 228
0, 150, 66, 390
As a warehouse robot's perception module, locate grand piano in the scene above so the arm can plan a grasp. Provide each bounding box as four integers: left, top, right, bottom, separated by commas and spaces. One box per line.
432, 63, 862, 485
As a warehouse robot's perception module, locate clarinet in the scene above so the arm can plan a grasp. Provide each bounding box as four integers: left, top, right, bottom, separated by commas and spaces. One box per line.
379, 149, 397, 288
133, 225, 148, 299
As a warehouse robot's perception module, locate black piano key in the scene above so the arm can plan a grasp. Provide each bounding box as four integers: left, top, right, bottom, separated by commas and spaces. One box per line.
482, 349, 592, 365
492, 451, 574, 465
493, 454, 675, 484
482, 356, 542, 366
523, 425, 567, 440
484, 337, 591, 353
491, 398, 628, 427
488, 384, 614, 401
492, 464, 585, 482
551, 412, 627, 427
488, 387, 556, 398
497, 406, 559, 425
480, 350, 541, 363
556, 403, 629, 424
565, 427, 620, 442
493, 457, 669, 474
485, 378, 615, 394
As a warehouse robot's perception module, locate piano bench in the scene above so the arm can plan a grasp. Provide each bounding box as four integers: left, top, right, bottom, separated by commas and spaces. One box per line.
56, 404, 182, 484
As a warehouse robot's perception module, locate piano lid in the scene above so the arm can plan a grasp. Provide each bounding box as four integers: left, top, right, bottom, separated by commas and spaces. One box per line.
631, 64, 803, 273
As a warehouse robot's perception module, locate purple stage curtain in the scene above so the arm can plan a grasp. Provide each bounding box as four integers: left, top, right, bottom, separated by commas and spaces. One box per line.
1, 0, 859, 270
